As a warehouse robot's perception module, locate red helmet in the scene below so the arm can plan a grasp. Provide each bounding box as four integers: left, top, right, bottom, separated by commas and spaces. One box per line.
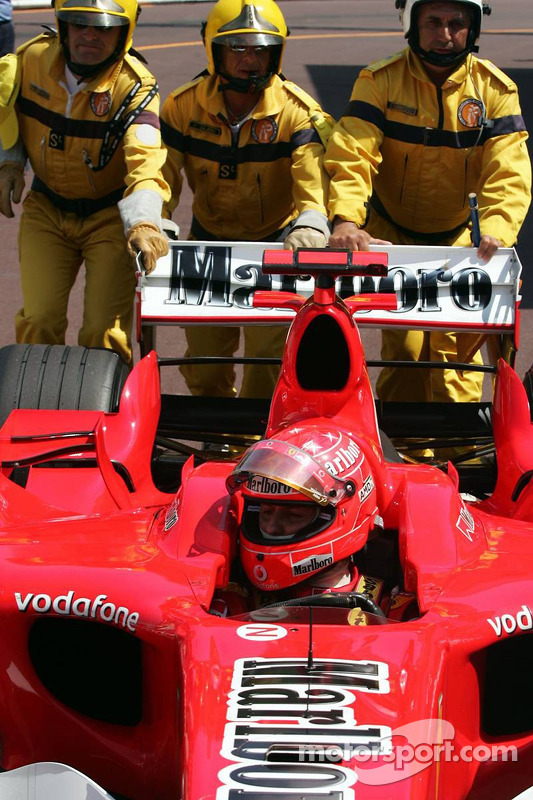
226, 425, 378, 591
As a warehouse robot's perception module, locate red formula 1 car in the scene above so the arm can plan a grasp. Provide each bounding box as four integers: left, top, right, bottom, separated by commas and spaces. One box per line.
0, 245, 532, 800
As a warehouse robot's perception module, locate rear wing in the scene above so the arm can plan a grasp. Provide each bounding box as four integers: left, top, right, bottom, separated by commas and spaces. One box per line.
137, 241, 521, 337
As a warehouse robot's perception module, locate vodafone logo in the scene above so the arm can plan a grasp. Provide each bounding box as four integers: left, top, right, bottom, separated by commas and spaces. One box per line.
15, 590, 140, 633
253, 564, 268, 583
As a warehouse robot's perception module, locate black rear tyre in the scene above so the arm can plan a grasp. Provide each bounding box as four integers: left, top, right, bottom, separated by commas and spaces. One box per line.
0, 345, 130, 428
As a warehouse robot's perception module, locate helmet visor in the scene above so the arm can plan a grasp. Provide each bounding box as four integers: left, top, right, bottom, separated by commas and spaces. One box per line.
214, 32, 282, 48
57, 9, 128, 26
227, 439, 355, 506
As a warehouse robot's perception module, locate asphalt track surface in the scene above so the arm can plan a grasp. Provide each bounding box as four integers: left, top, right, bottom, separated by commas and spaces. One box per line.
3, 0, 533, 397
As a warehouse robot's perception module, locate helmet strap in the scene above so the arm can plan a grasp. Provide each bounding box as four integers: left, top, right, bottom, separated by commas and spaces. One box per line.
63, 49, 115, 79
217, 70, 272, 94
212, 43, 280, 93
412, 42, 469, 68
408, 24, 477, 69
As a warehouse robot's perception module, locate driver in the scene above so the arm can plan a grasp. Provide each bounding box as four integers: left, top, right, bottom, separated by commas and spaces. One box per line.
223, 426, 394, 611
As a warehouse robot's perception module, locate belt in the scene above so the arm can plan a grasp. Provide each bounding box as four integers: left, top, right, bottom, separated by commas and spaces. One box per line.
32, 177, 125, 218
370, 193, 469, 245
190, 215, 290, 242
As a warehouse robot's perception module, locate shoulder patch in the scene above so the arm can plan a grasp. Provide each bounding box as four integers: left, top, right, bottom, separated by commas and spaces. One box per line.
282, 80, 323, 110
281, 80, 335, 147
167, 75, 206, 102
124, 51, 159, 84
16, 31, 55, 57
474, 57, 516, 90
365, 50, 405, 74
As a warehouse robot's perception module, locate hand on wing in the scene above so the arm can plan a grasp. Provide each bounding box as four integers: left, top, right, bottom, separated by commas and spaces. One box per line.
0, 163, 24, 218
476, 234, 502, 262
329, 219, 390, 250
126, 223, 169, 275
284, 227, 327, 250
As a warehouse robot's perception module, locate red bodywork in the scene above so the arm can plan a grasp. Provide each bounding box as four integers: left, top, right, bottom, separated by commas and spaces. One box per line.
0, 252, 532, 800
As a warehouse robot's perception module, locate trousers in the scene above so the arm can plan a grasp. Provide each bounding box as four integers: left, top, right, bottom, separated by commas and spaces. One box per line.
181, 325, 287, 398
367, 207, 484, 403
16, 191, 135, 364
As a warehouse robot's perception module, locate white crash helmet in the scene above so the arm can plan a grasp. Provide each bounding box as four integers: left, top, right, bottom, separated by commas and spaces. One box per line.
396, 0, 491, 67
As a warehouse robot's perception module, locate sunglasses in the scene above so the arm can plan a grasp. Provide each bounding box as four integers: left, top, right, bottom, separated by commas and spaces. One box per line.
227, 45, 269, 54
69, 23, 117, 33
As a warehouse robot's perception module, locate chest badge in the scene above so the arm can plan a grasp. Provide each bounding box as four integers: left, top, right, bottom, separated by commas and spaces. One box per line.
458, 98, 484, 128
90, 91, 112, 117
251, 117, 278, 143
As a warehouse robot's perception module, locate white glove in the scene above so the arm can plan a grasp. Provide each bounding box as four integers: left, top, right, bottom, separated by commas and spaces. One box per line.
0, 162, 24, 218
284, 226, 327, 250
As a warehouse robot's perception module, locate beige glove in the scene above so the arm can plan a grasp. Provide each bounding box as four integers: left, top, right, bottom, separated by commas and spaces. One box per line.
126, 222, 169, 275
284, 226, 327, 251
0, 163, 24, 218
